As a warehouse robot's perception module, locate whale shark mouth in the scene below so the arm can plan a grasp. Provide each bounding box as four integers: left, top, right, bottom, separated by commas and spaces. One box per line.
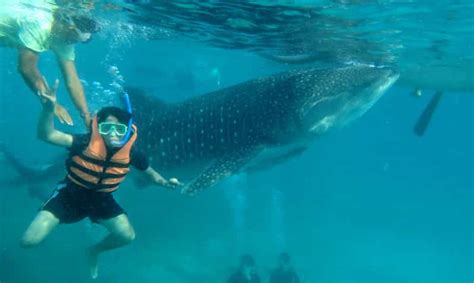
308, 70, 399, 134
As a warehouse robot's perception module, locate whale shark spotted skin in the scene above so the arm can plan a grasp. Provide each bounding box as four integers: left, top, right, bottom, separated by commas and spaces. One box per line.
129, 65, 399, 194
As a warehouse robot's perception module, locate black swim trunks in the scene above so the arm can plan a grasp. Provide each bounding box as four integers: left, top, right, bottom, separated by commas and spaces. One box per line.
41, 181, 126, 224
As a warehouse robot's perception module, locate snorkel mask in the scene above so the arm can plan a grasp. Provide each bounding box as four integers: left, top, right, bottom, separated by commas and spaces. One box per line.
74, 28, 92, 43
95, 90, 134, 148
55, 8, 99, 43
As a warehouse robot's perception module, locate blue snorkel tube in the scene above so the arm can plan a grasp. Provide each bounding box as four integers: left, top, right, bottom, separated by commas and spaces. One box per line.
112, 90, 133, 147
105, 65, 133, 147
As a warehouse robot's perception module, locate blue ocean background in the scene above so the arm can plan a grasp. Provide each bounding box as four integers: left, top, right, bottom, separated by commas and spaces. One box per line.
0, 1, 472, 282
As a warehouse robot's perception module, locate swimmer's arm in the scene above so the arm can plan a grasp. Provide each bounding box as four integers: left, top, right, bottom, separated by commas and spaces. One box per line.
144, 167, 167, 185
58, 60, 91, 126
142, 166, 181, 189
17, 48, 48, 95
18, 49, 75, 126
36, 81, 73, 148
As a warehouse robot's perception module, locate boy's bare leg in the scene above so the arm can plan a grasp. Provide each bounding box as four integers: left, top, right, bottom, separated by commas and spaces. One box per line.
20, 210, 60, 248
87, 213, 135, 279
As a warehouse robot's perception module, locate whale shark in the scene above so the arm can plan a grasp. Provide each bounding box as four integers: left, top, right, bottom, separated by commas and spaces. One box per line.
1, 66, 398, 197
129, 65, 399, 194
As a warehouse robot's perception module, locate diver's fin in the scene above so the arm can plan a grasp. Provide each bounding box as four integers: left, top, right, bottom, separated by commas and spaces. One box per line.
182, 146, 261, 195
414, 91, 443, 136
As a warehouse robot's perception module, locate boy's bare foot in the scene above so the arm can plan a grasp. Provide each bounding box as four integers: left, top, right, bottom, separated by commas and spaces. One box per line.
87, 248, 99, 279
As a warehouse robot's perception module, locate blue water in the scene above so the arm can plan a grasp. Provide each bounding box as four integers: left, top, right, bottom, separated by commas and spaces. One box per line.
0, 1, 473, 282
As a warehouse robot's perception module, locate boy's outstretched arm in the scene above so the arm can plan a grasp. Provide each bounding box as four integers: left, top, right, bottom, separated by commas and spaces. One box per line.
37, 79, 73, 148
142, 166, 181, 189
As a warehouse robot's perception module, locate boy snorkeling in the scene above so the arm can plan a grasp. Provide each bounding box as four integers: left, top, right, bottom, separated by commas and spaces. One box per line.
20, 79, 181, 279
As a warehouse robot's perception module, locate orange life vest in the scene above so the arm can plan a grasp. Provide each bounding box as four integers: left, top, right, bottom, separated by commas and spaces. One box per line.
66, 117, 138, 192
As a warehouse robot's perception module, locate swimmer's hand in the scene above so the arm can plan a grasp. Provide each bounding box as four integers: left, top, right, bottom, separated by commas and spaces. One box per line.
156, 177, 182, 189
37, 77, 73, 126
37, 77, 58, 111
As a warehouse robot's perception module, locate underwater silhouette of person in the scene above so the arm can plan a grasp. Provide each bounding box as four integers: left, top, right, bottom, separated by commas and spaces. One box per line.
0, 3, 99, 127
269, 253, 300, 283
228, 254, 261, 283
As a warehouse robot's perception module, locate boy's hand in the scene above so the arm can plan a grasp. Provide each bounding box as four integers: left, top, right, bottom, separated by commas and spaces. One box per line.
168, 178, 182, 187
38, 77, 73, 126
155, 176, 182, 189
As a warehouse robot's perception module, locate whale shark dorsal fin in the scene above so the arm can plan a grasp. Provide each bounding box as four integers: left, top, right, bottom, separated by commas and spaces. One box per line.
182, 146, 262, 195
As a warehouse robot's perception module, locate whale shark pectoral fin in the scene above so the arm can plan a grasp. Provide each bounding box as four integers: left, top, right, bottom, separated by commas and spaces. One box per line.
182, 146, 261, 195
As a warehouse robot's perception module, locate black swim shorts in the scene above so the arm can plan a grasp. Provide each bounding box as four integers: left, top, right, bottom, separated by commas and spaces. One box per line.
41, 181, 126, 224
